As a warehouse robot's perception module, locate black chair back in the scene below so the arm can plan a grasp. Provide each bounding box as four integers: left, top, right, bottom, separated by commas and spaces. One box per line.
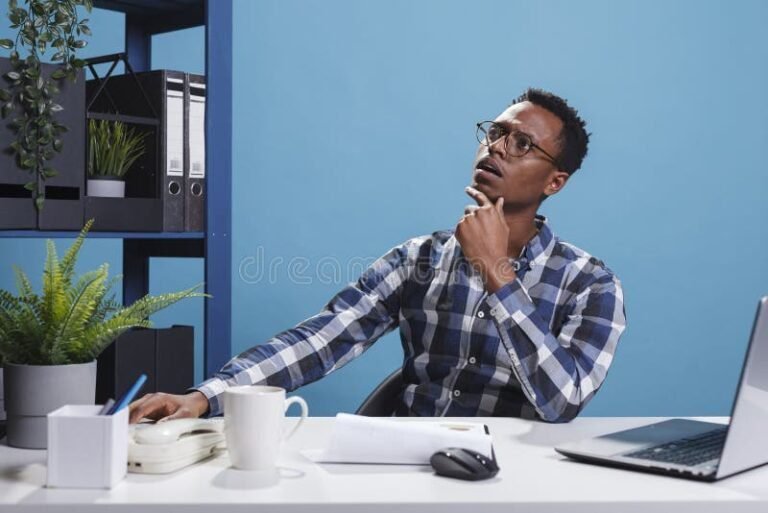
355, 368, 403, 416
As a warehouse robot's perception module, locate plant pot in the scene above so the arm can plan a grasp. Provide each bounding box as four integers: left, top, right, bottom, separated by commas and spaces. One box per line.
4, 361, 97, 449
87, 178, 125, 198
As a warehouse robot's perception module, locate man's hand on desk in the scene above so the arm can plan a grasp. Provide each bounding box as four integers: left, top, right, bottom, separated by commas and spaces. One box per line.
128, 391, 209, 424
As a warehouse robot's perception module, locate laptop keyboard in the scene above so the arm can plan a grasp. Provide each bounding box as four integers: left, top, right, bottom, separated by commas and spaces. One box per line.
624, 427, 727, 467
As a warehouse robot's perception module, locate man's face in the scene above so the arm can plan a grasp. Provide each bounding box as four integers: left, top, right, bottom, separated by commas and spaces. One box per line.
471, 101, 569, 208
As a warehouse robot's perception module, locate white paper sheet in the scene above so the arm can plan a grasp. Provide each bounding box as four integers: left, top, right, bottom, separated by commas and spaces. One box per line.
302, 414, 493, 465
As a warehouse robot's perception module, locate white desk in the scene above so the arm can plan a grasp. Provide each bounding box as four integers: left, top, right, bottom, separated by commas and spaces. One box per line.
1, 416, 767, 512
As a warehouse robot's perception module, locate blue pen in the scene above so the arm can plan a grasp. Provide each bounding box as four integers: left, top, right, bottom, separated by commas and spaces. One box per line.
108, 374, 148, 415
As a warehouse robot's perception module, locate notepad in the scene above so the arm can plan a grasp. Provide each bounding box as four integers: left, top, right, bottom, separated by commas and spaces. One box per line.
302, 413, 493, 465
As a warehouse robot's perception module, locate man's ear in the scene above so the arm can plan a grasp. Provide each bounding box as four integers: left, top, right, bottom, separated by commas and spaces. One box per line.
544, 170, 570, 197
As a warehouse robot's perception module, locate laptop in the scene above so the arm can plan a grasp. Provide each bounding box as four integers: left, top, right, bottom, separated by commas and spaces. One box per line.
555, 296, 768, 481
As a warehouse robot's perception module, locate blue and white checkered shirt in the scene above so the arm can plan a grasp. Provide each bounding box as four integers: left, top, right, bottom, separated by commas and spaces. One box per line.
197, 215, 627, 422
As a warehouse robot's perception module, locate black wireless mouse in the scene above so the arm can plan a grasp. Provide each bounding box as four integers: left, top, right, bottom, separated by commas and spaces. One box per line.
430, 447, 499, 481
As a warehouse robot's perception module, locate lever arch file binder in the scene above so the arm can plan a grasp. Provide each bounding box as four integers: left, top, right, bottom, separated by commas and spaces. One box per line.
164, 74, 186, 231
185, 74, 206, 232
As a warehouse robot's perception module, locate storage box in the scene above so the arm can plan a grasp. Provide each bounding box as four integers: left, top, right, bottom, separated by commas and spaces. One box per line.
0, 57, 86, 230
96, 325, 194, 404
46, 405, 128, 489
85, 197, 164, 231
86, 70, 185, 232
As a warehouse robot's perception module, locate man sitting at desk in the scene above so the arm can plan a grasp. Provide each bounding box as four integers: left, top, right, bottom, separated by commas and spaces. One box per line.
130, 88, 627, 423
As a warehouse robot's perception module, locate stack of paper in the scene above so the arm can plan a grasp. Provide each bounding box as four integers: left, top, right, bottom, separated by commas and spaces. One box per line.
303, 413, 493, 464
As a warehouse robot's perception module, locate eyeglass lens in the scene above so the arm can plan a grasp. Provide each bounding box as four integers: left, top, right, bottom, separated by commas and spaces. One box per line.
478, 122, 532, 157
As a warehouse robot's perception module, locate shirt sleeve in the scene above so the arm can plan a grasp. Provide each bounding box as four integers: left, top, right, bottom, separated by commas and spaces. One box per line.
484, 272, 626, 423
193, 241, 414, 416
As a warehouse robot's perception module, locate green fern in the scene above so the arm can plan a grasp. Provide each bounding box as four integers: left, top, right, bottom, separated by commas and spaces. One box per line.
0, 222, 209, 365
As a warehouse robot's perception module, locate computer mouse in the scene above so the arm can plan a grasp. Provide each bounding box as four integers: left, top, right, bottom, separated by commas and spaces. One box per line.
430, 447, 499, 481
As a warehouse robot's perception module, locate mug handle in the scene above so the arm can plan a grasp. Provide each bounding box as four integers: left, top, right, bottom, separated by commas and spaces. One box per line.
283, 396, 308, 440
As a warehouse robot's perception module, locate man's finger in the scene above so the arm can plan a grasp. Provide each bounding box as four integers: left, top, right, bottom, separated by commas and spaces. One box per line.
157, 411, 180, 423
129, 392, 152, 410
160, 408, 194, 423
465, 186, 491, 207
129, 396, 166, 424
464, 204, 480, 216
495, 196, 504, 215
128, 396, 150, 423
129, 403, 148, 424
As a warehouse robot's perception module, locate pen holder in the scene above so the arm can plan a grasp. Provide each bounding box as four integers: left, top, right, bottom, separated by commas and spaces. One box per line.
46, 404, 129, 489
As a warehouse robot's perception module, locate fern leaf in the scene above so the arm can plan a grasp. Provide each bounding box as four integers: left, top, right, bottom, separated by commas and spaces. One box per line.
122, 284, 208, 320
42, 239, 68, 328
84, 274, 122, 327
10, 297, 47, 364
90, 294, 121, 326
52, 265, 109, 364
79, 312, 153, 362
60, 219, 94, 286
0, 289, 21, 310
13, 265, 34, 298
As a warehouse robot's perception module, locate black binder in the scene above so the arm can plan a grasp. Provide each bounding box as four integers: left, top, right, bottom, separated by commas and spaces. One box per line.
185, 74, 206, 232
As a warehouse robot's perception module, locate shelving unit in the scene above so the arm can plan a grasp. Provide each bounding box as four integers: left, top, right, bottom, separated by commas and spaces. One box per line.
0, 0, 233, 377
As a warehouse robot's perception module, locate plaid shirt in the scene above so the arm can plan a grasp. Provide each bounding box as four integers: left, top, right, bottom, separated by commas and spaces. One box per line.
197, 215, 627, 422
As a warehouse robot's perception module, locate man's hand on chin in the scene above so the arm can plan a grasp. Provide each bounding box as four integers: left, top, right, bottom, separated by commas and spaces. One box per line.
455, 187, 517, 294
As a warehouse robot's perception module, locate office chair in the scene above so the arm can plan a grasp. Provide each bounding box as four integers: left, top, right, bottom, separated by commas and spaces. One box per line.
355, 368, 403, 416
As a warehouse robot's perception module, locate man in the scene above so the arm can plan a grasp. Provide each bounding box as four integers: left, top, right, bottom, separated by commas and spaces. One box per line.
129, 88, 626, 423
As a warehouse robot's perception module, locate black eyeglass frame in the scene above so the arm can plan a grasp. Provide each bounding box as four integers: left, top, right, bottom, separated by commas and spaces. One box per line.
476, 121, 564, 171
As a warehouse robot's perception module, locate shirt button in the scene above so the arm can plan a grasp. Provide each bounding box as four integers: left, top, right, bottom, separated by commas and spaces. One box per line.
477, 311, 485, 318
469, 356, 477, 365
453, 389, 461, 397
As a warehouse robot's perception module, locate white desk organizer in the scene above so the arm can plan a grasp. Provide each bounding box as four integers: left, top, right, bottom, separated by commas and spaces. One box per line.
46, 404, 128, 489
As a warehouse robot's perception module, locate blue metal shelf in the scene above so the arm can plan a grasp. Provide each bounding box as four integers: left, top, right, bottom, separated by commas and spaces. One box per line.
0, 231, 205, 239
71, 0, 231, 376
1, 1, 232, 377
94, 0, 204, 34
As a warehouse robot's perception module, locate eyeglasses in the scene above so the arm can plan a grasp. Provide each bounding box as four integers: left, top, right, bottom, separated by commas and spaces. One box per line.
476, 121, 562, 170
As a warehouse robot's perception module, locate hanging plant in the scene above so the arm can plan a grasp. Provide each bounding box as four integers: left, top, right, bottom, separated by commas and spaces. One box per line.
0, 0, 93, 211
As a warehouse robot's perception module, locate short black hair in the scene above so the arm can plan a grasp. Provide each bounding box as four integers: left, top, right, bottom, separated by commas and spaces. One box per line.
511, 88, 590, 175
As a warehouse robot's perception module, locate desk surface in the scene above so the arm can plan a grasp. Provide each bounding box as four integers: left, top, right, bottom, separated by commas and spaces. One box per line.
1, 416, 767, 513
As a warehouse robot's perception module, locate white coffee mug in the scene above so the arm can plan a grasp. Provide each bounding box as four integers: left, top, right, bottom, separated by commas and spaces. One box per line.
223, 385, 308, 471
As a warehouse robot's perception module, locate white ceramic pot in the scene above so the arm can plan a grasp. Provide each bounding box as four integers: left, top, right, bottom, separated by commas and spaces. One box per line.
87, 178, 125, 198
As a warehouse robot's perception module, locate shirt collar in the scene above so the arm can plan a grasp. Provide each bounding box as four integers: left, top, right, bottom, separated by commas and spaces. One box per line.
433, 214, 556, 270
524, 214, 556, 268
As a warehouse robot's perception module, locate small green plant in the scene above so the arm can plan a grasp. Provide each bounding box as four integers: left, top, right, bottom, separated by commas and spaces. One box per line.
0, 220, 209, 365
88, 119, 147, 179
0, 0, 93, 211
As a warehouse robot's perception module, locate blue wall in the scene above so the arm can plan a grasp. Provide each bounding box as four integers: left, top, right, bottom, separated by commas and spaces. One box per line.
3, 1, 768, 418
229, 0, 768, 417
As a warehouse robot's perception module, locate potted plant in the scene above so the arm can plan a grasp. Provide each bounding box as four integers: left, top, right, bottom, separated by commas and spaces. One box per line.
0, 220, 208, 448
0, 0, 92, 211
87, 119, 147, 198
